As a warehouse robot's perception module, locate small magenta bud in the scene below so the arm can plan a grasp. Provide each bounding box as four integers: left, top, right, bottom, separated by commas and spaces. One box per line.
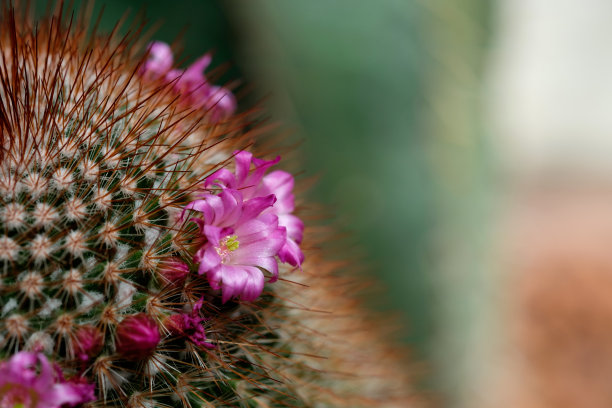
74, 325, 103, 361
115, 313, 160, 360
158, 258, 189, 285
162, 299, 215, 349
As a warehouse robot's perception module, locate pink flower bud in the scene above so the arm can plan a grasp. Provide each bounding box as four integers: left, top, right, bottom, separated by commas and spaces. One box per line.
115, 313, 160, 360
158, 258, 189, 285
74, 325, 103, 362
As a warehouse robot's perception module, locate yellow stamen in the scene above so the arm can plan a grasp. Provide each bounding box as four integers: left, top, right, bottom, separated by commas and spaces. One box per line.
224, 235, 239, 251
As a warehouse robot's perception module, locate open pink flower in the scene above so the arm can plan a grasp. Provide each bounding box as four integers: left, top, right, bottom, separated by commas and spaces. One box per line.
140, 41, 236, 121
202, 211, 285, 303
184, 189, 286, 302
205, 151, 304, 267
0, 352, 95, 408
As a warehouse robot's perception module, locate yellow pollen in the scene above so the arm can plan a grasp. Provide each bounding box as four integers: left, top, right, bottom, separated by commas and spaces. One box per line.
216, 235, 240, 260
224, 235, 239, 252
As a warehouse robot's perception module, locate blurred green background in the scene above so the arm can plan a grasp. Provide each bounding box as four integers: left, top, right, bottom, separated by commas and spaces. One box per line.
48, 1, 492, 404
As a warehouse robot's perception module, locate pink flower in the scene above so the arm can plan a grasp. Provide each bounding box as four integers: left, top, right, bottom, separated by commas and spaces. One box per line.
166, 298, 215, 349
184, 152, 305, 301
74, 325, 103, 362
0, 352, 95, 407
115, 313, 160, 360
140, 41, 236, 121
184, 189, 286, 303
206, 151, 305, 267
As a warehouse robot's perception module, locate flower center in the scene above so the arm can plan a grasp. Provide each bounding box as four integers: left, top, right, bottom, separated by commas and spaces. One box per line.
216, 235, 239, 261
224, 235, 240, 252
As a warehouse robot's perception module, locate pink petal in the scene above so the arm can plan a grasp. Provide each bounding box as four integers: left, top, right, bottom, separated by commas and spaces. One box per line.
263, 170, 294, 199
32, 352, 54, 388
233, 151, 280, 198
234, 214, 285, 255
48, 381, 96, 407
183, 199, 209, 217
233, 151, 253, 188
141, 41, 173, 76
204, 168, 237, 190
238, 195, 276, 224
205, 86, 236, 121
217, 264, 264, 303
203, 224, 223, 245
184, 190, 242, 227
277, 238, 305, 268
192, 297, 204, 314
0, 353, 96, 407
203, 194, 225, 223
240, 268, 267, 302
278, 213, 304, 243
198, 246, 222, 274
234, 229, 285, 259
183, 53, 212, 83
219, 189, 243, 226
165, 68, 184, 84
237, 255, 279, 282
206, 265, 223, 290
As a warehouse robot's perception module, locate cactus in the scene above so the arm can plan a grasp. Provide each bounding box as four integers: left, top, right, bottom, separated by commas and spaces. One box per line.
0, 5, 419, 408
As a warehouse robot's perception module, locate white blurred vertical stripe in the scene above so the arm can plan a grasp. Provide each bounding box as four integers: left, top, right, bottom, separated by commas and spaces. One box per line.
489, 0, 612, 179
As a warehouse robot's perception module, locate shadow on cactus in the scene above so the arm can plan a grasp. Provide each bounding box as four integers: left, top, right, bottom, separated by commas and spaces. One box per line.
0, 4, 422, 408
